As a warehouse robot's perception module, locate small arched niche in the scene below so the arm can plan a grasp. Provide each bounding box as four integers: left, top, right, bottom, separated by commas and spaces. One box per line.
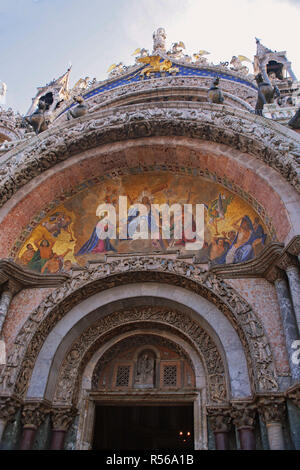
92, 334, 196, 392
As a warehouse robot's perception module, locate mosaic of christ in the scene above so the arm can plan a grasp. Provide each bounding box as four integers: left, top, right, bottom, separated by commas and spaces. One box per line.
16, 173, 270, 273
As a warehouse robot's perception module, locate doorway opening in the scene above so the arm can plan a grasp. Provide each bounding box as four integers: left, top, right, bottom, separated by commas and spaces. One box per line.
92, 404, 194, 450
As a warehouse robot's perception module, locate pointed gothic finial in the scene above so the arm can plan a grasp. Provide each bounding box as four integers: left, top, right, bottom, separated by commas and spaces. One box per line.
255, 38, 272, 58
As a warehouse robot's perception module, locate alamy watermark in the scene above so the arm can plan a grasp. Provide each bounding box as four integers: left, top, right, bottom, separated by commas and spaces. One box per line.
95, 196, 205, 250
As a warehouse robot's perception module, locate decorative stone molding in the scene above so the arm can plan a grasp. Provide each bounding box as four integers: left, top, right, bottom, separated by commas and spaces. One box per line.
257, 395, 286, 423
285, 236, 300, 259
0, 259, 70, 289
21, 402, 50, 429
210, 242, 284, 279
0, 102, 299, 211
51, 406, 77, 431
52, 73, 257, 122
53, 306, 226, 405
265, 266, 286, 284
0, 396, 21, 422
231, 401, 257, 429
276, 253, 299, 272
206, 407, 232, 433
265, 236, 300, 283
0, 257, 278, 399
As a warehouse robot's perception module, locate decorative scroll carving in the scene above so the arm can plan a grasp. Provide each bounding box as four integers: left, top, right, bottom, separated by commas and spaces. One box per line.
1, 102, 299, 210
257, 396, 286, 423
51, 406, 77, 431
0, 258, 278, 400
21, 402, 49, 429
207, 407, 232, 433
53, 306, 226, 405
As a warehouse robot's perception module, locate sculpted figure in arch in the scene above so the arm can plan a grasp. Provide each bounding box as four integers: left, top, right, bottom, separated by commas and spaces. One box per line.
135, 351, 155, 387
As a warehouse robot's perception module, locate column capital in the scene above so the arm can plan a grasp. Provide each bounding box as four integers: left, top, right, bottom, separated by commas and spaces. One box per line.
286, 235, 300, 259
206, 406, 232, 433
266, 266, 286, 284
285, 383, 300, 409
230, 401, 257, 429
257, 395, 286, 424
0, 395, 21, 423
21, 401, 50, 429
277, 253, 299, 272
51, 406, 77, 431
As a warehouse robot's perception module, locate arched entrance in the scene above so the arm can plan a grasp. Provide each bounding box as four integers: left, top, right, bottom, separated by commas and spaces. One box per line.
87, 332, 201, 450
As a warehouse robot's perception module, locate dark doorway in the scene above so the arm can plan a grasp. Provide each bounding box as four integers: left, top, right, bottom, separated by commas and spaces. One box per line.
92, 404, 194, 450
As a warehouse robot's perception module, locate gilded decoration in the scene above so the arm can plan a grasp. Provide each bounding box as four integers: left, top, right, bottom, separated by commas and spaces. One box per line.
16, 173, 269, 274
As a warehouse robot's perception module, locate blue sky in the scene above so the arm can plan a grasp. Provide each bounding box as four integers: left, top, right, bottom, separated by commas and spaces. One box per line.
1, 0, 299, 113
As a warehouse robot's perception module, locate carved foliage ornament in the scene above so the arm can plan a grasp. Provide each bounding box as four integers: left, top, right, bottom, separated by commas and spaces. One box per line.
257, 396, 286, 423
51, 407, 77, 431
231, 402, 257, 429
0, 396, 21, 422
21, 402, 50, 429
0, 103, 299, 209
207, 407, 232, 433
0, 258, 278, 399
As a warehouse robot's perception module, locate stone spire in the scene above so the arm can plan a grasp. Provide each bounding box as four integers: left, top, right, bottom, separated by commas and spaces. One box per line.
253, 38, 297, 83
26, 66, 72, 116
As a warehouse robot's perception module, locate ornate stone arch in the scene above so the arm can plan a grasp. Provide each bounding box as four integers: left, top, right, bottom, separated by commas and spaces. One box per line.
0, 257, 279, 399
51, 308, 228, 406
0, 102, 299, 211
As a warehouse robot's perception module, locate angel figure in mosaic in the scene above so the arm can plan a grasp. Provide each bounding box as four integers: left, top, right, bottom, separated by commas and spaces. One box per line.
205, 193, 234, 235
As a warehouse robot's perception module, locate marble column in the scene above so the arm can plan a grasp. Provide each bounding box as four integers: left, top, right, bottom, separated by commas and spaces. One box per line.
274, 274, 300, 381
286, 385, 300, 450
20, 402, 49, 450
285, 265, 300, 332
231, 403, 257, 450
0, 288, 13, 332
0, 281, 21, 366
0, 418, 6, 442
50, 407, 77, 450
19, 427, 37, 450
0, 397, 20, 444
0, 280, 21, 332
238, 427, 256, 450
258, 397, 285, 450
207, 408, 231, 450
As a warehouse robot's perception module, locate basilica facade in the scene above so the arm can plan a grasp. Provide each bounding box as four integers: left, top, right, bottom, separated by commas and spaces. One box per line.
0, 29, 300, 450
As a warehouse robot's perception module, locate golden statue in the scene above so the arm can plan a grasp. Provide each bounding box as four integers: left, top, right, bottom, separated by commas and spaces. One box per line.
137, 55, 178, 78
